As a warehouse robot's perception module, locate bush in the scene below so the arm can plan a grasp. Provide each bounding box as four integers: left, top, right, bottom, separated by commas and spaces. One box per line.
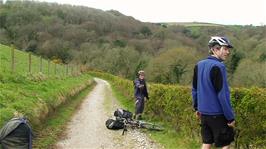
89, 71, 266, 148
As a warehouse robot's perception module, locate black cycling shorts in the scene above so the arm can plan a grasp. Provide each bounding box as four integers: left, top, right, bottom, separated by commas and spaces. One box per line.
200, 115, 235, 147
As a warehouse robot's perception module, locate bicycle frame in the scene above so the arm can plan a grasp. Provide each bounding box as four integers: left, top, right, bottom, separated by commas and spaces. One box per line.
120, 117, 164, 135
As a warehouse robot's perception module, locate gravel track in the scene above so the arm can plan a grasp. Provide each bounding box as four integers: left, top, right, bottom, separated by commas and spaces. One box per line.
56, 78, 163, 149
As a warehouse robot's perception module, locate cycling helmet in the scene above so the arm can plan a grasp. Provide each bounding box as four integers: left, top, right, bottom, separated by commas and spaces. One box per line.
208, 36, 233, 49
138, 70, 145, 76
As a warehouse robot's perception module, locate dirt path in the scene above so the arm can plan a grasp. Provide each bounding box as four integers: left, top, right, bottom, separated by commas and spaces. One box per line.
56, 78, 162, 149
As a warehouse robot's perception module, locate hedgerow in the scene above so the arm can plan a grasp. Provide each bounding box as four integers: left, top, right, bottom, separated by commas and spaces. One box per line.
90, 71, 266, 148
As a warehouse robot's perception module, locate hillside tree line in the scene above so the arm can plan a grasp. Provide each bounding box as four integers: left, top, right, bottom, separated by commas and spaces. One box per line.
0, 1, 265, 87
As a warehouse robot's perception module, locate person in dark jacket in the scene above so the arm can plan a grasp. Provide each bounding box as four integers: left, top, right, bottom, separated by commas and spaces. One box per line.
192, 36, 235, 149
0, 117, 33, 149
134, 70, 149, 120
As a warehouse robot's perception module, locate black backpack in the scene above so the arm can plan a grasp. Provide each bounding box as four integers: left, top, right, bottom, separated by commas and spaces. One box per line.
105, 108, 133, 130
114, 108, 133, 119
105, 119, 124, 130
0, 117, 33, 149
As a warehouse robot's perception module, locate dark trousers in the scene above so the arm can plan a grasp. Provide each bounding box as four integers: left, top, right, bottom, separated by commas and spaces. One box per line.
135, 97, 144, 115
201, 115, 234, 147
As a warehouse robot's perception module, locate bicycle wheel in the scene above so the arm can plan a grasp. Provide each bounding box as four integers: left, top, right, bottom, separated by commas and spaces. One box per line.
139, 121, 164, 131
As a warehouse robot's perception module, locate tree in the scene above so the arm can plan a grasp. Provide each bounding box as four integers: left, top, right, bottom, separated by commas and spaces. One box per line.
26, 40, 37, 52
38, 39, 71, 63
133, 58, 149, 79
171, 62, 187, 84
232, 59, 266, 87
1, 1, 266, 87
113, 39, 127, 47
226, 49, 244, 75
102, 47, 140, 78
259, 53, 266, 62
140, 26, 152, 37
146, 47, 198, 84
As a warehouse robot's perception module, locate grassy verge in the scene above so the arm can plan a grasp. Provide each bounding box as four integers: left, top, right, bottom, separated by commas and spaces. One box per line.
102, 84, 114, 113
33, 81, 96, 148
109, 82, 200, 149
109, 82, 134, 112
0, 44, 94, 128
0, 73, 93, 127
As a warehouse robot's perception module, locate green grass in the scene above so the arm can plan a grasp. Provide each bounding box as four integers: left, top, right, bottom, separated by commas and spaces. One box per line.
109, 82, 201, 149
33, 82, 95, 148
0, 72, 93, 126
0, 43, 96, 148
109, 82, 135, 112
0, 44, 93, 128
0, 44, 68, 76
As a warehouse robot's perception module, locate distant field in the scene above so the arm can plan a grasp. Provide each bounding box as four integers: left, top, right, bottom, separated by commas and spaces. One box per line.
160, 22, 223, 27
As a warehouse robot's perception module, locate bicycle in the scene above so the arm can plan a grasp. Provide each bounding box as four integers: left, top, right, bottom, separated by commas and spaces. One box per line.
118, 117, 164, 135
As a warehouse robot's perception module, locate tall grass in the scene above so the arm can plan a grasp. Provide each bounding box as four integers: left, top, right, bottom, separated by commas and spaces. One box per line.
0, 44, 93, 129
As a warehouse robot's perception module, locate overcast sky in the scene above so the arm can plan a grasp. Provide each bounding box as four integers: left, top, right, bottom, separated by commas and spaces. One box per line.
10, 0, 266, 26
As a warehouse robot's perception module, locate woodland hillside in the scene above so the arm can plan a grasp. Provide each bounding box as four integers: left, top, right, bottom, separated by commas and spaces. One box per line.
0, 1, 265, 87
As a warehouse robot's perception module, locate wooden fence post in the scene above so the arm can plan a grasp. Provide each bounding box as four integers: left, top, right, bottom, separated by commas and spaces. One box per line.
48, 60, 50, 76
54, 63, 57, 75
29, 53, 32, 74
0, 48, 1, 72
0, 49, 1, 72
58, 64, 61, 76
71, 65, 73, 75
59, 64, 62, 76
39, 57, 43, 73
66, 64, 68, 76
11, 47, 15, 73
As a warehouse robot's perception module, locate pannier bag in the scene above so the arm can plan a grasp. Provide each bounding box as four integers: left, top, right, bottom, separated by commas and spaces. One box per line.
105, 119, 124, 130
114, 108, 133, 119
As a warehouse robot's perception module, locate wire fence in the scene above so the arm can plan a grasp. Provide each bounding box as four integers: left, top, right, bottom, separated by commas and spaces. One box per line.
0, 45, 81, 77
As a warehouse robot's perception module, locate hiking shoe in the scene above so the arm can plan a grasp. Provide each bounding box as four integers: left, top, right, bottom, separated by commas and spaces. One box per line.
136, 115, 142, 120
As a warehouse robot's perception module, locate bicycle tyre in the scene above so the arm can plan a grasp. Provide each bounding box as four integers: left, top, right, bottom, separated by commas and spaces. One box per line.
140, 121, 164, 131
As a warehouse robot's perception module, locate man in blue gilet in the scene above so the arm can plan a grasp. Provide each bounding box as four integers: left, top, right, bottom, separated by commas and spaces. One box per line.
192, 36, 235, 149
